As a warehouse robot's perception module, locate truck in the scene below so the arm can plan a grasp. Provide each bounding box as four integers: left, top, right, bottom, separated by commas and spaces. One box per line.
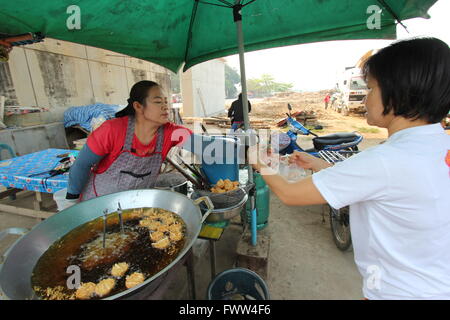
330, 67, 368, 116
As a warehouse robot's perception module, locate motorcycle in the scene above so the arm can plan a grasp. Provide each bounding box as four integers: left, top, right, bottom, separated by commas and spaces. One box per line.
272, 104, 362, 156
271, 104, 361, 251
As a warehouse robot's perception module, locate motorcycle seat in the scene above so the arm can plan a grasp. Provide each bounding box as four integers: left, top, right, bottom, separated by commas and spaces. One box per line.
313, 132, 360, 150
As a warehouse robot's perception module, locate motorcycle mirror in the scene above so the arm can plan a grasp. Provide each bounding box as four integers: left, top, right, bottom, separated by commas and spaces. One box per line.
287, 103, 292, 111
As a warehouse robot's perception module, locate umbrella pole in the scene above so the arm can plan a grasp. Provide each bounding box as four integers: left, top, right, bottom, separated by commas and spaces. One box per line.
234, 3, 256, 245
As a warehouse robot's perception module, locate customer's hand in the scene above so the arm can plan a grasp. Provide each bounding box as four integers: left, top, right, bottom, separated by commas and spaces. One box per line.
248, 144, 272, 171
288, 151, 331, 172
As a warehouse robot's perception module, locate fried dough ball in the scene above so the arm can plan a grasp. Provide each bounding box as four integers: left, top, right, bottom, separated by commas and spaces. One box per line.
139, 218, 153, 227
224, 179, 233, 191
157, 224, 169, 233
75, 282, 96, 300
161, 215, 175, 225
216, 179, 224, 188
111, 262, 129, 278
149, 231, 165, 242
168, 223, 183, 233
142, 208, 158, 217
139, 219, 161, 230
152, 236, 171, 249
169, 230, 183, 242
95, 278, 116, 297
211, 179, 239, 193
125, 272, 145, 289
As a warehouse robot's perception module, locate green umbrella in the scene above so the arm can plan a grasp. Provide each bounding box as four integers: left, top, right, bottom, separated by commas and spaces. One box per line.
0, 0, 437, 130
0, 0, 437, 72
0, 0, 438, 239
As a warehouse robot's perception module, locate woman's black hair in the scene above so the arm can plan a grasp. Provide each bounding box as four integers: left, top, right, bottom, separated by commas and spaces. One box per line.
115, 80, 159, 117
363, 37, 450, 124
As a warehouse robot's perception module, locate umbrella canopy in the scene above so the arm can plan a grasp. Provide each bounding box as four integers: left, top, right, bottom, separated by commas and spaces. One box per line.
0, 0, 437, 73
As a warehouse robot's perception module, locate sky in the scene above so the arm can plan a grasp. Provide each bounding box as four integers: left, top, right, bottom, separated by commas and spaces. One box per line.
224, 1, 450, 91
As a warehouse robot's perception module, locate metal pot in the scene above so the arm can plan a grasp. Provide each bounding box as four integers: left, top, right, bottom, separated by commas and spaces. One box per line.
194, 188, 249, 223
0, 189, 213, 300
205, 192, 248, 223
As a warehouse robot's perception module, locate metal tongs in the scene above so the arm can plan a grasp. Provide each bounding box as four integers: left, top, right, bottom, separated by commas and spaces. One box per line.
165, 156, 205, 189
102, 209, 108, 249
117, 202, 124, 234
102, 203, 125, 248
175, 154, 211, 189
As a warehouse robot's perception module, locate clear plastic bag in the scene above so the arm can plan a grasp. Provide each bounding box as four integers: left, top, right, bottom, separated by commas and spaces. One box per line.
278, 156, 306, 182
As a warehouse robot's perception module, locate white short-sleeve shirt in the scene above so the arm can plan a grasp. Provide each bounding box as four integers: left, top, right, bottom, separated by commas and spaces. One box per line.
312, 123, 450, 299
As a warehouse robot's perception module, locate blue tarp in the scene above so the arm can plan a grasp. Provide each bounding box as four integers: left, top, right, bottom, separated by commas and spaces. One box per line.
63, 103, 122, 132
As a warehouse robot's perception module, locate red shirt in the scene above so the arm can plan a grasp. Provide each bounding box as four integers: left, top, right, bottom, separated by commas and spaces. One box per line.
87, 116, 192, 174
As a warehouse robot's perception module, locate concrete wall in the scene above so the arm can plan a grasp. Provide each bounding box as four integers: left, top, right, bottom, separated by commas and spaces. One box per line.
181, 59, 225, 117
0, 38, 171, 126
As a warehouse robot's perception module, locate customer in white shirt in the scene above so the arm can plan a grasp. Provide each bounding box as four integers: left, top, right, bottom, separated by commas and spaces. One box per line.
249, 37, 450, 299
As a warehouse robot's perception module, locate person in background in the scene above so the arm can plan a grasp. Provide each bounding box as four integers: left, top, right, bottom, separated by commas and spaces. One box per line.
324, 93, 331, 109
228, 93, 252, 131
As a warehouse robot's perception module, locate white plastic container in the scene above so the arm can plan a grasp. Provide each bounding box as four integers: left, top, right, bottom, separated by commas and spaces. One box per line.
53, 188, 78, 211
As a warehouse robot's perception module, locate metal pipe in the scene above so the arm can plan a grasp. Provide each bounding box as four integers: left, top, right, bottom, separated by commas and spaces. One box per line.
234, 1, 256, 243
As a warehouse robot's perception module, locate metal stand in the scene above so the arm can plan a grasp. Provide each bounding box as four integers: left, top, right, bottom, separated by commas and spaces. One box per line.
209, 240, 216, 279
185, 249, 197, 300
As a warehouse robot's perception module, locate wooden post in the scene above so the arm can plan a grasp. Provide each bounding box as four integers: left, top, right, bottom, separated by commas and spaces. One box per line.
0, 95, 6, 129
33, 192, 43, 211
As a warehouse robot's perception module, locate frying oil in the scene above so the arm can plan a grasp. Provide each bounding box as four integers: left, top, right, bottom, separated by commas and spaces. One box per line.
31, 208, 186, 300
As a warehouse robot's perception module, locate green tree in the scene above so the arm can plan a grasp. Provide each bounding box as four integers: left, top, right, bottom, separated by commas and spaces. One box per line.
225, 64, 240, 98
247, 78, 263, 96
246, 74, 293, 97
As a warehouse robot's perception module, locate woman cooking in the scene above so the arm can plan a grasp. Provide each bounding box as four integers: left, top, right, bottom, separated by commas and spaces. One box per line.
66, 80, 194, 201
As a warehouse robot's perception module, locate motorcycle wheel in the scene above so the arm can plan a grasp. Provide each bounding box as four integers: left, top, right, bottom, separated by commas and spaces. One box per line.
329, 205, 352, 251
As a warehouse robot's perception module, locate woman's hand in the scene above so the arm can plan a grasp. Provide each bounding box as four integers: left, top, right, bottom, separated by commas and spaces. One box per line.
288, 151, 332, 172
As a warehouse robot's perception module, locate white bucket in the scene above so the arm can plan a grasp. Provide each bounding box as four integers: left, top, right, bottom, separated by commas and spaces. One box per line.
53, 188, 77, 211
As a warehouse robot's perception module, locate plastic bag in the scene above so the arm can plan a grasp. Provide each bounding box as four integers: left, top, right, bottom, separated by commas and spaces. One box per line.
277, 155, 306, 182
90, 115, 107, 132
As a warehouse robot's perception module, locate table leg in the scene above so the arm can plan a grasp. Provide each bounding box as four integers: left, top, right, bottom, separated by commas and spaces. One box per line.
185, 250, 196, 300
33, 192, 43, 211
210, 240, 216, 280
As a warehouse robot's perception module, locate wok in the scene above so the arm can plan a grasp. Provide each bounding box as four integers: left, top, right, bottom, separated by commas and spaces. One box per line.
0, 189, 213, 300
